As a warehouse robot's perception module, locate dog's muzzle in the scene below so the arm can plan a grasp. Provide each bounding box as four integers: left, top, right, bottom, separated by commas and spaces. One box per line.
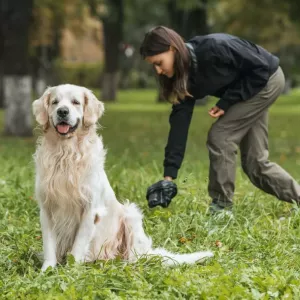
54, 106, 80, 135
54, 119, 80, 135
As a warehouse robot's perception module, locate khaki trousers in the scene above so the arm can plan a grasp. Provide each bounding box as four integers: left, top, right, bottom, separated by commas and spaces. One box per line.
207, 67, 300, 206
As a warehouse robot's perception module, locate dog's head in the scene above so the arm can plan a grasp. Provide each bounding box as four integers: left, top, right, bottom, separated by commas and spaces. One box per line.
32, 84, 104, 137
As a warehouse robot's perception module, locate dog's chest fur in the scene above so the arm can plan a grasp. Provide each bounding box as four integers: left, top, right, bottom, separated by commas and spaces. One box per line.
36, 140, 92, 207
34, 135, 104, 259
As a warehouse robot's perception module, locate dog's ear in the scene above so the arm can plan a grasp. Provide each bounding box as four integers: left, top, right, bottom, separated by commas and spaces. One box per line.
32, 87, 52, 126
83, 89, 105, 127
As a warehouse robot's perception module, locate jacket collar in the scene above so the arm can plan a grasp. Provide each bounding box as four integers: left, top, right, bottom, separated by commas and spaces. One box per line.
185, 42, 198, 76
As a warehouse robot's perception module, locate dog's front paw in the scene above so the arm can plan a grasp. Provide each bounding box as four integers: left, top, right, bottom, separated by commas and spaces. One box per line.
41, 260, 57, 272
74, 256, 84, 263
70, 251, 84, 263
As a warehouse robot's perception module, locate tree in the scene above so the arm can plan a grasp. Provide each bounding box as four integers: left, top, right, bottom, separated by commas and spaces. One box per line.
101, 0, 124, 101
160, 0, 210, 104
30, 0, 86, 94
123, 0, 210, 103
89, 0, 124, 102
30, 1, 65, 95
0, 0, 34, 136
168, 0, 209, 40
0, 37, 3, 109
210, 0, 300, 90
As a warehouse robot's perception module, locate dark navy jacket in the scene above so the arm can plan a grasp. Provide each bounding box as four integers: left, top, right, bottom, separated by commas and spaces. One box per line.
164, 33, 279, 179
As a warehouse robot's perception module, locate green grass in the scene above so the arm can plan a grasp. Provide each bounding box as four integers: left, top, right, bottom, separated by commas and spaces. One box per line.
1, 88, 300, 299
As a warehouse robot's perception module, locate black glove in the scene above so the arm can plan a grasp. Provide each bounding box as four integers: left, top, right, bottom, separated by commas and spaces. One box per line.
146, 180, 177, 208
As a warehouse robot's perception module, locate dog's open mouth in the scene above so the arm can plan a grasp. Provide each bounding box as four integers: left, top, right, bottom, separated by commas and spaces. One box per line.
55, 120, 79, 135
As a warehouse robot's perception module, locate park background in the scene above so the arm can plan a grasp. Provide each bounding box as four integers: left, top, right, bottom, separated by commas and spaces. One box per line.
1, 0, 300, 298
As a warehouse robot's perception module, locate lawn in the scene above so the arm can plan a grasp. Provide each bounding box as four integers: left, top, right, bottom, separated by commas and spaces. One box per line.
1, 88, 300, 299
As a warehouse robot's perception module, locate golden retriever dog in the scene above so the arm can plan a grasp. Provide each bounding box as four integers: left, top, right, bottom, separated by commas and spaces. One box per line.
32, 84, 213, 271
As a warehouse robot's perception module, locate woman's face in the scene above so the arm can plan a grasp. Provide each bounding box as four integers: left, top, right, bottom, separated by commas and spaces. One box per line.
145, 48, 175, 78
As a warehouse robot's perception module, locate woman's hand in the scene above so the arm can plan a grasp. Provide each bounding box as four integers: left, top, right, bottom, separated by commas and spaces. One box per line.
209, 106, 225, 118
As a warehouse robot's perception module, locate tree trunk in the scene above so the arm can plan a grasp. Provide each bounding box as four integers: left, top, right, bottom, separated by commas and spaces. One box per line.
1, 0, 33, 136
167, 0, 209, 105
168, 0, 209, 39
4, 76, 32, 136
36, 77, 47, 97
282, 78, 291, 95
157, 89, 165, 103
101, 72, 120, 101
35, 46, 48, 96
0, 62, 3, 109
101, 0, 124, 102
0, 4, 4, 109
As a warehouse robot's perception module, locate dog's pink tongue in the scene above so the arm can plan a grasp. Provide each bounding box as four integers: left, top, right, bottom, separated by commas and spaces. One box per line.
57, 124, 70, 134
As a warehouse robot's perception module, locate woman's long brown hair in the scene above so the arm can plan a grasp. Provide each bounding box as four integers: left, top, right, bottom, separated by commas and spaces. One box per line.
140, 26, 191, 104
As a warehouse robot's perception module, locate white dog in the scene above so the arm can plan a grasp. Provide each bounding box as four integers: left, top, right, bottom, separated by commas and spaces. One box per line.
32, 84, 213, 271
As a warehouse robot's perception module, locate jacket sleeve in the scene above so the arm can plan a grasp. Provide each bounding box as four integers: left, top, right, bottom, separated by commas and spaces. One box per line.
163, 98, 196, 179
215, 40, 270, 111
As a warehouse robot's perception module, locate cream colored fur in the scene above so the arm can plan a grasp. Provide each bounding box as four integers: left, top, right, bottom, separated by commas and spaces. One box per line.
32, 84, 213, 271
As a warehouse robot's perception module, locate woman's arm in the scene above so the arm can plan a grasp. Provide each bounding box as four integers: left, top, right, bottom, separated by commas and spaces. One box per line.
163, 97, 196, 179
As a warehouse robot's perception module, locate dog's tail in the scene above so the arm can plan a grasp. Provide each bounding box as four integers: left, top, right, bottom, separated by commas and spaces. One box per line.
148, 248, 213, 266
123, 202, 213, 266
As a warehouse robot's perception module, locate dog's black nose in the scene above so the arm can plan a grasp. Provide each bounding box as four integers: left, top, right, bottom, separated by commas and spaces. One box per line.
57, 106, 69, 118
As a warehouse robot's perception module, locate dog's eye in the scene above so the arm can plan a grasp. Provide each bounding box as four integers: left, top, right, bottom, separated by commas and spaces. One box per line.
52, 99, 58, 105
72, 99, 80, 105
